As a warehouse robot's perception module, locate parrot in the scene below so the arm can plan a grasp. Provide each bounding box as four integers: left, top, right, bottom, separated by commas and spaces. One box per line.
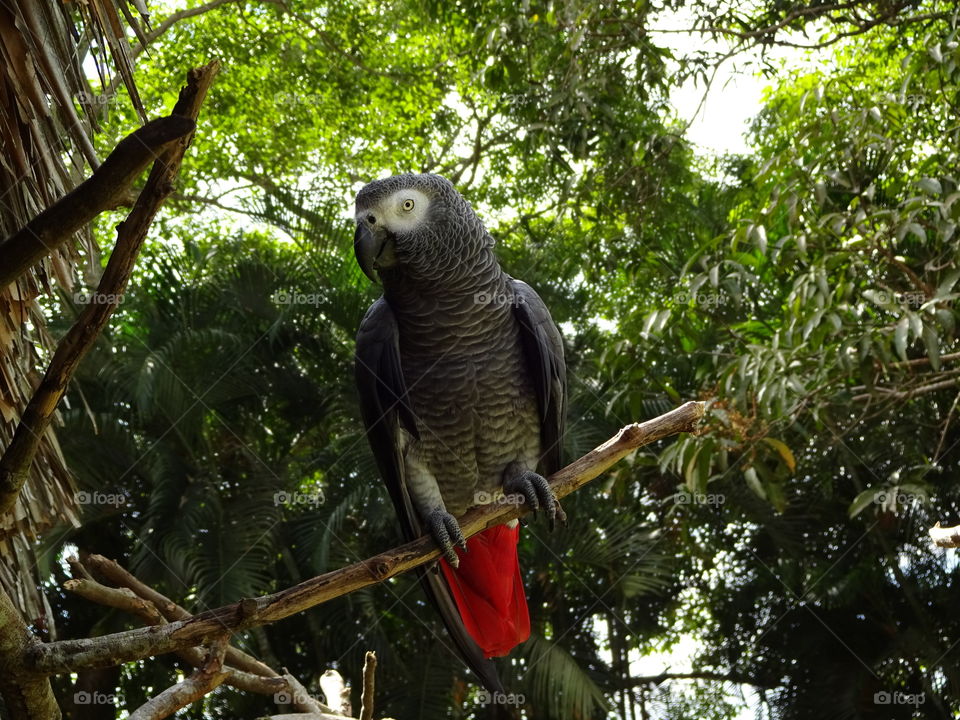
353, 173, 566, 693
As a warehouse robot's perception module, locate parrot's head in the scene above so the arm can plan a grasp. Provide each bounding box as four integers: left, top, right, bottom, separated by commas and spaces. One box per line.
353, 173, 491, 285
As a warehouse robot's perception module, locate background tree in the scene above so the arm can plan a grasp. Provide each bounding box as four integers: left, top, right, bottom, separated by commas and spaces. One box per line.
3, 0, 957, 718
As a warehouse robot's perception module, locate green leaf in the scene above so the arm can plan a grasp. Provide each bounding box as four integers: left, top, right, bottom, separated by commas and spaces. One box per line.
918, 177, 942, 195
848, 488, 879, 518
922, 323, 941, 371
763, 437, 796, 472
936, 268, 960, 297
894, 316, 909, 361
744, 466, 765, 500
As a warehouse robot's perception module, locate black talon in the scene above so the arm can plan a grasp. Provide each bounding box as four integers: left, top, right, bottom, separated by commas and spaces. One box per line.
427, 507, 466, 567
504, 470, 559, 529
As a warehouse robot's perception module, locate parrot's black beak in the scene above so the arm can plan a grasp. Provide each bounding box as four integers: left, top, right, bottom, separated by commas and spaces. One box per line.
354, 223, 383, 283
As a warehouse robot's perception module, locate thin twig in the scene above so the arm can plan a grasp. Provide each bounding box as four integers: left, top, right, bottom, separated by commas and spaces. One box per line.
359, 651, 376, 720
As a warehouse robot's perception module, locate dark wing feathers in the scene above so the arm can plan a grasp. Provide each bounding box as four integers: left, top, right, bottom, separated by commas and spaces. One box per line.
355, 298, 419, 539
509, 278, 566, 475
355, 298, 504, 694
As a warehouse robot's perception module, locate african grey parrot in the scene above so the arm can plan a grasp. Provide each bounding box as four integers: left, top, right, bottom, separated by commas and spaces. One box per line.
353, 173, 566, 692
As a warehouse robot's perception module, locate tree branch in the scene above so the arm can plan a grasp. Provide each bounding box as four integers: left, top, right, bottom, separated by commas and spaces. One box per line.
64, 558, 301, 697
650, 5, 946, 52
0, 61, 220, 519
620, 670, 775, 689
929, 522, 960, 548
359, 651, 376, 720
852, 375, 960, 402
0, 116, 194, 290
25, 401, 704, 674
887, 351, 960, 370
82, 552, 278, 678
127, 635, 229, 720
64, 578, 164, 625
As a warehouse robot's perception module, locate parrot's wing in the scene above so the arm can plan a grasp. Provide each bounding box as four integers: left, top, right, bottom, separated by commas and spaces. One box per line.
355, 298, 505, 694
355, 298, 420, 539
509, 278, 567, 475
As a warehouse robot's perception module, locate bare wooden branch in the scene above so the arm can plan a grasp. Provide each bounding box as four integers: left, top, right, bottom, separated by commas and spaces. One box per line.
0, 116, 194, 291
25, 401, 704, 674
65, 557, 287, 696
929, 522, 960, 548
281, 670, 333, 714
127, 635, 229, 720
359, 651, 376, 720
83, 553, 279, 678
64, 578, 164, 624
173, 646, 283, 696
852, 376, 960, 402
67, 555, 94, 581
0, 60, 220, 518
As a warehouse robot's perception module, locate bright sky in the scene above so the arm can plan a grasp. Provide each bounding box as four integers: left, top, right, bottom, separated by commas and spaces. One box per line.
653, 7, 806, 156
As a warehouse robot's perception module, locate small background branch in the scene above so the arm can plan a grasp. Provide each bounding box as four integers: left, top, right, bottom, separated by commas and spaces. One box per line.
929, 522, 960, 548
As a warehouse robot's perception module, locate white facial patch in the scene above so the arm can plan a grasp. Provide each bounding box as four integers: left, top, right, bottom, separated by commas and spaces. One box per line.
356, 188, 431, 234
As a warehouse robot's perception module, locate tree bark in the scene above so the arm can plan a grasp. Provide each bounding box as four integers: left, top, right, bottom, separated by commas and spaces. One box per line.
0, 585, 61, 719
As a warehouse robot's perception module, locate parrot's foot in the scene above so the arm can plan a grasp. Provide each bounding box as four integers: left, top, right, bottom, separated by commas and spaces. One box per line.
427, 507, 467, 567
504, 470, 566, 530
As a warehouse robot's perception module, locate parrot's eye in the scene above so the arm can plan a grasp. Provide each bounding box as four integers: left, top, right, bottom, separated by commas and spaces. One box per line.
401, 199, 415, 211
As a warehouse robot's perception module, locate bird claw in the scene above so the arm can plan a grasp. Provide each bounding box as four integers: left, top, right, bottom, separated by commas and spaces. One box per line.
427, 507, 466, 567
504, 470, 560, 530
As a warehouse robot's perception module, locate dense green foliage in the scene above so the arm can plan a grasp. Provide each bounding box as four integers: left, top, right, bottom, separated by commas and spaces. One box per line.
43, 1, 960, 718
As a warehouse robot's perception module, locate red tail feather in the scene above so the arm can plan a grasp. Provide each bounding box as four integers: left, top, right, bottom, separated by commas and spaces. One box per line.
439, 523, 530, 658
